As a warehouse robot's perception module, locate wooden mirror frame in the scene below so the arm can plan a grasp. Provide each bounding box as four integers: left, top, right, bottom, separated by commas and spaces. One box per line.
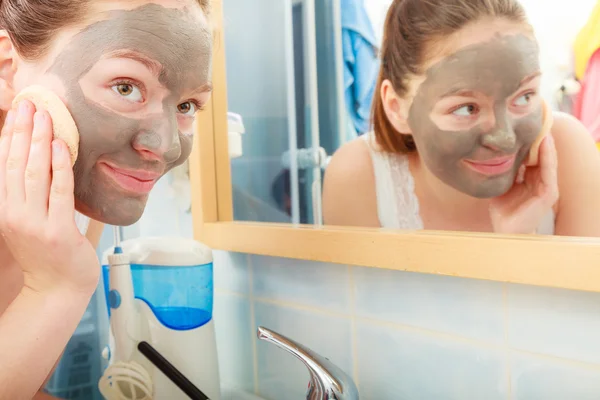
189, 0, 600, 293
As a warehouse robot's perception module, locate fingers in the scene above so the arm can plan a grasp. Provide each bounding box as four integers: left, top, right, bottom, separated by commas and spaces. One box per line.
24, 110, 53, 217
0, 110, 16, 201
6, 100, 35, 206
48, 139, 75, 224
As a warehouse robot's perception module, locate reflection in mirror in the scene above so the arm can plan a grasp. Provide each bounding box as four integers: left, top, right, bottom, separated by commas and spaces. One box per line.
224, 0, 348, 225
223, 0, 600, 238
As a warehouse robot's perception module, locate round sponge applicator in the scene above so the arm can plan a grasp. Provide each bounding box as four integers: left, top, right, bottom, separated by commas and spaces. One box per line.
12, 85, 79, 166
524, 100, 553, 167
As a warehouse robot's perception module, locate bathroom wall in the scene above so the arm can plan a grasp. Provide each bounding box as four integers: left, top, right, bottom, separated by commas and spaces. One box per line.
213, 253, 600, 400
106, 170, 600, 400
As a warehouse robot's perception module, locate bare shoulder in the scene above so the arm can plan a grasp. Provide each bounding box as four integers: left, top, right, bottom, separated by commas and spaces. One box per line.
322, 136, 379, 227
551, 111, 597, 149
550, 111, 600, 175
550, 111, 600, 236
326, 136, 374, 180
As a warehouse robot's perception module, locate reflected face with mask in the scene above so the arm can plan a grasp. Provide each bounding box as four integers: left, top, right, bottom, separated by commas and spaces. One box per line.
5, 1, 212, 225
400, 25, 543, 198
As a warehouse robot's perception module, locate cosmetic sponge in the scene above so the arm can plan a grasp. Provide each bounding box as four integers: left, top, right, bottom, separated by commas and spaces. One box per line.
525, 100, 553, 167
12, 85, 79, 166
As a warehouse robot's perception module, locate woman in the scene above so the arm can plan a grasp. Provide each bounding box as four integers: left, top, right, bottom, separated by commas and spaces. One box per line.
0, 0, 213, 398
323, 0, 600, 237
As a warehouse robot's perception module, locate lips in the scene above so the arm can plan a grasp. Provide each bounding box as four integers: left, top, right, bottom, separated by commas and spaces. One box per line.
99, 162, 163, 194
463, 155, 516, 176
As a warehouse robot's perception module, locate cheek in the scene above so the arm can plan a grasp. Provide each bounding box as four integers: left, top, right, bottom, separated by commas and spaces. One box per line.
177, 115, 195, 135
181, 135, 193, 158
417, 128, 480, 163
514, 116, 542, 146
12, 64, 41, 93
170, 134, 193, 168
13, 71, 69, 105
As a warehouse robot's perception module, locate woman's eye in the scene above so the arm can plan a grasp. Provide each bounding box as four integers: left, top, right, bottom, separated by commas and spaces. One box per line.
177, 102, 197, 116
452, 104, 478, 117
514, 93, 532, 106
111, 83, 143, 102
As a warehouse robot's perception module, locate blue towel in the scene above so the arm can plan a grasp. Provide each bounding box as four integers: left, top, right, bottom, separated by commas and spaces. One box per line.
342, 0, 381, 135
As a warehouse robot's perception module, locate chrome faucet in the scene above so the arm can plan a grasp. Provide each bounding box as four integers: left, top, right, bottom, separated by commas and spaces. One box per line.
257, 326, 359, 400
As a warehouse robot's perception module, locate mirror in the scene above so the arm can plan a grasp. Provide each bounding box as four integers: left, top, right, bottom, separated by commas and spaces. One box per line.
221, 0, 600, 238
223, 0, 340, 225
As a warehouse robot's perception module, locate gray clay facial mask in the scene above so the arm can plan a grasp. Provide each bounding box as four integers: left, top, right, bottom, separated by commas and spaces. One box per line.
407, 33, 542, 198
47, 3, 212, 225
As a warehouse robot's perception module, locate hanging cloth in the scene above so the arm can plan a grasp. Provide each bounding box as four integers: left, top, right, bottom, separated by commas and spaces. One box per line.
341, 0, 381, 135
573, 0, 600, 80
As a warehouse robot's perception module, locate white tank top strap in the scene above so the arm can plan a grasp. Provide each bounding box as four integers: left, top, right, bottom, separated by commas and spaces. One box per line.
361, 132, 423, 229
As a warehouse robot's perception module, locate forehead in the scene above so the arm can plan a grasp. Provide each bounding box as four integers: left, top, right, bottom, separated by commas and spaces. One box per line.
419, 33, 540, 97
46, 3, 212, 91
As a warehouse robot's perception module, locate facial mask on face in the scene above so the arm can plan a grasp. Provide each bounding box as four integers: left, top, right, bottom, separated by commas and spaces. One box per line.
46, 4, 212, 225
407, 33, 542, 198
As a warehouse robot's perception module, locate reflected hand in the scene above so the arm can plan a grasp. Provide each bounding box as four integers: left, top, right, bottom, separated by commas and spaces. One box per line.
0, 100, 100, 295
489, 135, 559, 234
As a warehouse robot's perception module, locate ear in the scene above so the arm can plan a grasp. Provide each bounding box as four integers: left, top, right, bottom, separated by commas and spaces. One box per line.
0, 30, 17, 111
381, 79, 412, 134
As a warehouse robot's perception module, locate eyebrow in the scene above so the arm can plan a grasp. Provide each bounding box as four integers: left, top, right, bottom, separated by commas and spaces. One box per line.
109, 49, 164, 78
439, 71, 542, 99
192, 82, 213, 94
519, 71, 542, 87
440, 89, 478, 99
107, 49, 213, 93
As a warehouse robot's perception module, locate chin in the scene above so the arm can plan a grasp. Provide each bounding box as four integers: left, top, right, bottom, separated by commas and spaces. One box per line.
465, 177, 515, 199
101, 212, 144, 227
75, 198, 148, 227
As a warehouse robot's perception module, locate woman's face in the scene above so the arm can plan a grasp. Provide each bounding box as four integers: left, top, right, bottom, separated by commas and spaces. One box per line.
404, 20, 543, 199
8, 0, 212, 225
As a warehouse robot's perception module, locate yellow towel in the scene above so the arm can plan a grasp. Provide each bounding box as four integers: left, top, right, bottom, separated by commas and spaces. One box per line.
574, 0, 600, 80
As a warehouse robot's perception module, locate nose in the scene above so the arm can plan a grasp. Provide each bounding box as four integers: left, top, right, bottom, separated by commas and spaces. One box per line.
132, 114, 182, 163
481, 109, 516, 152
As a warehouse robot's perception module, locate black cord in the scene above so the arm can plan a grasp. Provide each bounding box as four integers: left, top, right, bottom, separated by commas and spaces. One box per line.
137, 341, 210, 400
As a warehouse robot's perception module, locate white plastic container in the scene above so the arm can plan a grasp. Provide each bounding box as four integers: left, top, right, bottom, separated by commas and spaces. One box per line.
101, 237, 221, 400
228, 112, 246, 159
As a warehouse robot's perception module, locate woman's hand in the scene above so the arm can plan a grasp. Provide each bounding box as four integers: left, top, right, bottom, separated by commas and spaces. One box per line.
489, 134, 559, 234
0, 100, 100, 295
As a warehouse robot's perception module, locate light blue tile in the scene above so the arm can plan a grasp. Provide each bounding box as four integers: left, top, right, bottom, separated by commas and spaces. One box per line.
508, 284, 600, 365
352, 267, 505, 343
214, 293, 255, 392
254, 301, 353, 400
251, 256, 351, 314
356, 320, 507, 400
214, 251, 250, 294
511, 351, 600, 400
